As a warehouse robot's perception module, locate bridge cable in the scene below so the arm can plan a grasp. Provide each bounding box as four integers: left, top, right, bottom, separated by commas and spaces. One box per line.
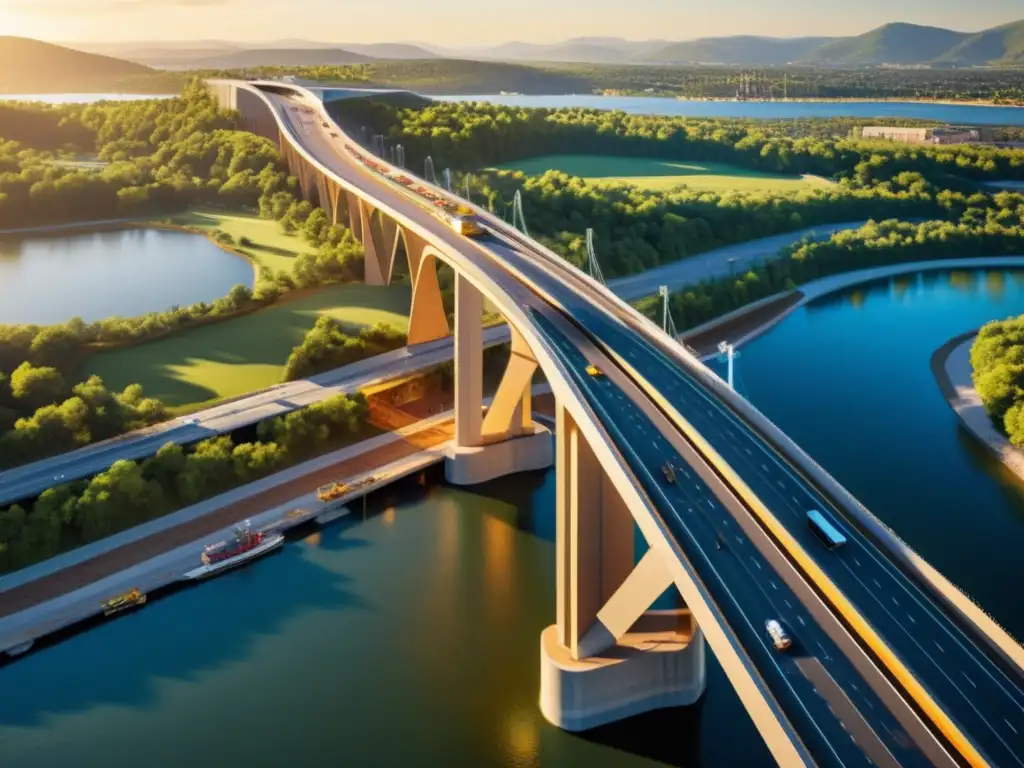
511, 190, 529, 236
585, 228, 605, 285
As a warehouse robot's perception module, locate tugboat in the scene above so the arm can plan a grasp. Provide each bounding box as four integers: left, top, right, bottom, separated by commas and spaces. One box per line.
183, 521, 284, 581
101, 588, 147, 617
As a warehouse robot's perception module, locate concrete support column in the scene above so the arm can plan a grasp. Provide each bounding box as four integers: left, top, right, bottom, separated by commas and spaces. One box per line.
444, 273, 551, 486
406, 243, 450, 347
556, 405, 634, 657
454, 273, 483, 449
542, 403, 706, 732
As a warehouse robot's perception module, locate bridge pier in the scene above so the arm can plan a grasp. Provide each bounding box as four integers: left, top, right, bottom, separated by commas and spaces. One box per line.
540, 405, 705, 731
445, 274, 553, 485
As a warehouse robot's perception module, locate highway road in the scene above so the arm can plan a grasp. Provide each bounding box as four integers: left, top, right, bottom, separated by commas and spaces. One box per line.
0, 324, 511, 507
481, 231, 1024, 766
267, 90, 970, 765
609, 221, 871, 302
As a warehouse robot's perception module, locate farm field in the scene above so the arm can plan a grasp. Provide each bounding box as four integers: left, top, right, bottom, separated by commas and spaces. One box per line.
82, 283, 411, 410
491, 154, 835, 194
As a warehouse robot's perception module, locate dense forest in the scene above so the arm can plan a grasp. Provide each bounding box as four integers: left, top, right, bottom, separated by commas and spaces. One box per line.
658, 204, 1024, 333
971, 317, 1024, 447
0, 82, 374, 470
199, 60, 1024, 104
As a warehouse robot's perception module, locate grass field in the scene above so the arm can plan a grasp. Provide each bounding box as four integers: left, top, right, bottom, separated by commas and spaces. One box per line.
83, 283, 411, 411
491, 155, 835, 194
159, 209, 307, 276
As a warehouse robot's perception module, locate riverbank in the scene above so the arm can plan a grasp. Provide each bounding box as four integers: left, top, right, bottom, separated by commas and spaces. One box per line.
680, 256, 1024, 361
932, 332, 1024, 485
595, 93, 1024, 109
0, 389, 556, 657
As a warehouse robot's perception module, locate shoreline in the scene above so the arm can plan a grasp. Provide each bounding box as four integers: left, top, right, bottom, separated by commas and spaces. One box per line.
680, 256, 1024, 361
931, 331, 1024, 485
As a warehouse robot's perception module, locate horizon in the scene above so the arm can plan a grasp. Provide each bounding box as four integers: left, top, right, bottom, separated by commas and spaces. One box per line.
1, 0, 1022, 48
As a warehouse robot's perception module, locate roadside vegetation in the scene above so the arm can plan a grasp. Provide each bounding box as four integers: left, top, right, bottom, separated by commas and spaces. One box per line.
0, 82, 411, 466
0, 392, 372, 573
971, 318, 1024, 447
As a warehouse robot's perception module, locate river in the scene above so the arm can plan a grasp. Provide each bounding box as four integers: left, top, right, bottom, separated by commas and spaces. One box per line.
11, 91, 1024, 125
2, 265, 1023, 767
0, 227, 255, 325
436, 94, 1024, 125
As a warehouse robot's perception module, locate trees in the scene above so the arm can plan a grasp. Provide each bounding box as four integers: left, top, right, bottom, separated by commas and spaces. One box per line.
971, 317, 1024, 446
0, 390, 370, 572
282, 318, 407, 382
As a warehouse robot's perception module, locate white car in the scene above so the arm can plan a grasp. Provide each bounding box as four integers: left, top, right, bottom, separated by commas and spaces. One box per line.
182, 418, 199, 426
765, 619, 792, 652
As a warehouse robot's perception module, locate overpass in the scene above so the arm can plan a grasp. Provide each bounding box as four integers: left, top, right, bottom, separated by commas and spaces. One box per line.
200, 79, 1024, 766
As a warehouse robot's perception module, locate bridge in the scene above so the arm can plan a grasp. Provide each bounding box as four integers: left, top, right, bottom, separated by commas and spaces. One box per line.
208, 79, 1024, 767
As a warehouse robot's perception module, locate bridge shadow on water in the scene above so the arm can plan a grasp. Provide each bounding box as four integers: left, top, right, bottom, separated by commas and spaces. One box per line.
0, 528, 373, 728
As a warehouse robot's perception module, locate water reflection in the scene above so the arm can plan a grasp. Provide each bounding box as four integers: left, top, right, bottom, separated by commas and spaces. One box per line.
0, 228, 254, 325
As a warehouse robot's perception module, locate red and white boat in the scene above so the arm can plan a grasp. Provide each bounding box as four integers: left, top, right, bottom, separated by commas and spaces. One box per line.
183, 521, 283, 581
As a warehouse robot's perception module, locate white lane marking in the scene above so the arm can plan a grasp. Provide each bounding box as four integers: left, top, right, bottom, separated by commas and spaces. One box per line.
934, 641, 945, 654
891, 597, 899, 607
792, 496, 801, 505
777, 480, 786, 489
797, 616, 806, 626
962, 672, 977, 689
853, 557, 862, 567
762, 463, 769, 472
872, 579, 882, 589
770, 580, 778, 590
745, 447, 753, 455
751, 558, 763, 570
1005, 719, 1018, 735
784, 600, 793, 609
907, 614, 916, 624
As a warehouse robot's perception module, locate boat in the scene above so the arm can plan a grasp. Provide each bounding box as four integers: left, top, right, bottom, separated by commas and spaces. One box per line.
6, 640, 33, 657
101, 588, 147, 617
183, 521, 284, 581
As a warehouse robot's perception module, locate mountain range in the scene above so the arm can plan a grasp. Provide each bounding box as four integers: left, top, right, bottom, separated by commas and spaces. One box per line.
56, 19, 1024, 69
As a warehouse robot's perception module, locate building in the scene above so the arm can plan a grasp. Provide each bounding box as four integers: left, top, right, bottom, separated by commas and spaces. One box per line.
861, 126, 980, 145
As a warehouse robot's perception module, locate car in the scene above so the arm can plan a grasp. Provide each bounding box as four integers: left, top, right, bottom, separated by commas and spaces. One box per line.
183, 417, 199, 426
585, 364, 604, 377
661, 462, 677, 484
765, 619, 792, 652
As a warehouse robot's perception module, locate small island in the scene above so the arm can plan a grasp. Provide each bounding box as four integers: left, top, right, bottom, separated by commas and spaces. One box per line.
934, 316, 1024, 482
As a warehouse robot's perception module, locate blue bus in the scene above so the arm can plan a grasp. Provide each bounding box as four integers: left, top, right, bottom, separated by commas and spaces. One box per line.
807, 509, 847, 550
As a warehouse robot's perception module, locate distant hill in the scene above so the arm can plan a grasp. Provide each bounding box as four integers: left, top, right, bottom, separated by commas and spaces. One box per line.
644, 36, 836, 65
339, 43, 438, 60
192, 47, 374, 68
0, 37, 155, 93
933, 20, 1024, 65
802, 23, 968, 65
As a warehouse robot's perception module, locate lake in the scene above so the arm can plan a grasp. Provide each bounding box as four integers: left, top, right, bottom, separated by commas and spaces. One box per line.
0, 227, 255, 325
2, 266, 1024, 767
438, 93, 1024, 125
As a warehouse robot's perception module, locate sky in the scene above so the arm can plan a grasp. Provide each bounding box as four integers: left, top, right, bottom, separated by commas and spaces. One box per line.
1, 0, 1022, 46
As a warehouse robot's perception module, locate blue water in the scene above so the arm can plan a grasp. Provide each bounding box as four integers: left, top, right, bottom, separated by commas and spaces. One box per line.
0, 227, 255, 325
439, 93, 1024, 125
2, 266, 1024, 767
710, 267, 1024, 638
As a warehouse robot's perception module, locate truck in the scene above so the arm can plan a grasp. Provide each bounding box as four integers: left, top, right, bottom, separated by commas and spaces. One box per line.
317, 481, 350, 502
435, 205, 484, 238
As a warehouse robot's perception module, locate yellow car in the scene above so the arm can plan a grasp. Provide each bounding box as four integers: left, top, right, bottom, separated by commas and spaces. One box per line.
585, 364, 604, 377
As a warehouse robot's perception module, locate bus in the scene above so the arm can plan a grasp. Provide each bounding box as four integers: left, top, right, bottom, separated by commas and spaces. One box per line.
807, 509, 847, 550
